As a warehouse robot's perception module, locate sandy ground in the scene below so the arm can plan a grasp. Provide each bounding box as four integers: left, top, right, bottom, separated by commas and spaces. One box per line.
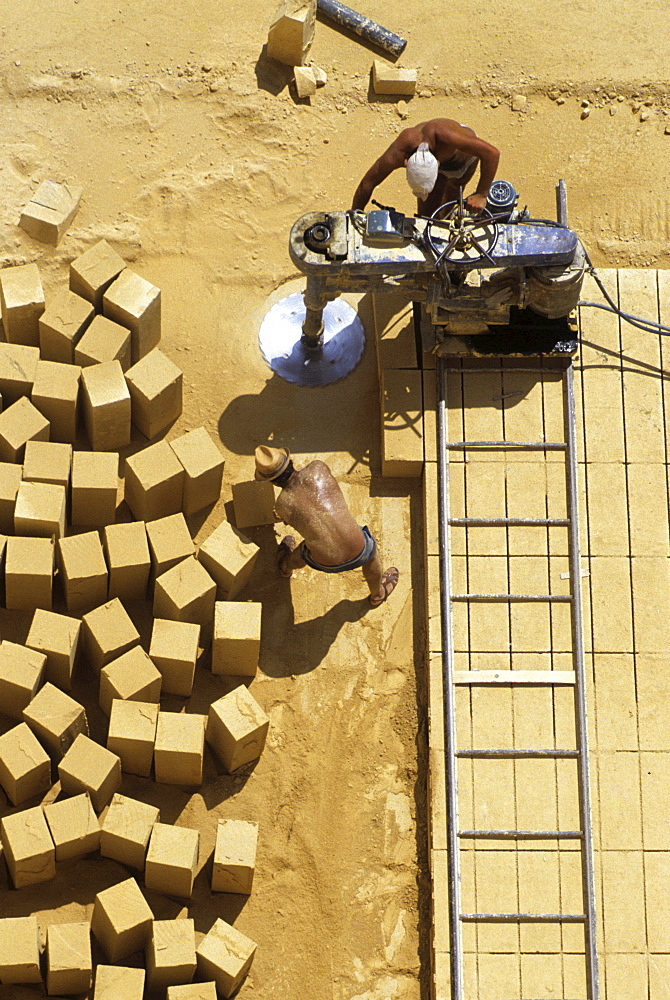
2, 2, 670, 998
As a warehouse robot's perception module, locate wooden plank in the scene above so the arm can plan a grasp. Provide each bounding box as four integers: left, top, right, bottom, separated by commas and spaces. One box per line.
453, 669, 575, 686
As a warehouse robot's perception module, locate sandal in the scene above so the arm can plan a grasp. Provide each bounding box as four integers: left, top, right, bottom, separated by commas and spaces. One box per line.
368, 567, 399, 607
277, 536, 297, 578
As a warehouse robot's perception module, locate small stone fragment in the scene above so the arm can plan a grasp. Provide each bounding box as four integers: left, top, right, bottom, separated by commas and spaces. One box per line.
312, 64, 327, 87
294, 64, 316, 99
511, 94, 527, 112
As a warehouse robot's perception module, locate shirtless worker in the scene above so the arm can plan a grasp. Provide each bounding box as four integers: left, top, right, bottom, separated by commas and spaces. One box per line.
352, 118, 500, 218
255, 445, 399, 607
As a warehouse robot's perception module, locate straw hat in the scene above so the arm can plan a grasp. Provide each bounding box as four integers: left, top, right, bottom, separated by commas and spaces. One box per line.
254, 445, 291, 481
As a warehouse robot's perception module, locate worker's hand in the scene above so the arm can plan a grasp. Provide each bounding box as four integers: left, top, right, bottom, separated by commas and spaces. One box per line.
465, 192, 488, 214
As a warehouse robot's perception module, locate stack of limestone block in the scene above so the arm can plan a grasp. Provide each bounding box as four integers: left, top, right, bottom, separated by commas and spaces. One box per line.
0, 244, 272, 997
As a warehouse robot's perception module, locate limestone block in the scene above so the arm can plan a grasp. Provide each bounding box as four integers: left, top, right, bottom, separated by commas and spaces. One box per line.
58, 733, 122, 810
100, 792, 159, 870
145, 822, 200, 898
372, 60, 417, 95
149, 618, 200, 697
212, 601, 262, 677
43, 791, 100, 860
91, 876, 153, 962
23, 439, 72, 488
107, 699, 159, 777
39, 287, 94, 363
103, 520, 151, 601
0, 803, 56, 887
46, 921, 92, 996
147, 919, 197, 992
19, 179, 82, 245
125, 348, 183, 439
206, 685, 269, 773
81, 360, 131, 451
14, 480, 66, 538
154, 556, 216, 625
99, 645, 162, 717
0, 262, 45, 346
31, 359, 81, 443
82, 597, 140, 672
212, 818, 258, 895
5, 535, 54, 611
0, 915, 42, 984
294, 64, 316, 98
0, 461, 22, 531
196, 918, 257, 998
23, 681, 89, 759
0, 342, 39, 404
94, 965, 145, 999
232, 479, 275, 528
146, 512, 194, 582
0, 722, 51, 806
103, 268, 161, 363
75, 313, 131, 370
154, 711, 206, 786
381, 369, 423, 477
0, 396, 50, 463
70, 239, 126, 310
26, 607, 81, 691
197, 520, 259, 598
168, 983, 218, 1000
124, 439, 184, 521
267, 0, 315, 66
372, 293, 418, 369
0, 640, 46, 719
71, 449, 119, 527
57, 530, 108, 612
169, 426, 225, 515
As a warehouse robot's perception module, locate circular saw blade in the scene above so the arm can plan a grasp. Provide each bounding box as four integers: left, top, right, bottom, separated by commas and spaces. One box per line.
259, 292, 365, 387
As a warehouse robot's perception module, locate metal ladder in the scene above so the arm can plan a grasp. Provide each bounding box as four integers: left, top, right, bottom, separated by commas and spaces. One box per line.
435, 355, 599, 1000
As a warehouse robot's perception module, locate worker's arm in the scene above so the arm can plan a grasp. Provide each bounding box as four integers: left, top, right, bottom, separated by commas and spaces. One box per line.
351, 144, 408, 210
457, 135, 500, 213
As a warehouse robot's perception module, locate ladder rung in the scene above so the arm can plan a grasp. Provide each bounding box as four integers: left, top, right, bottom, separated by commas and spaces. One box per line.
460, 912, 586, 923
453, 670, 575, 686
456, 748, 580, 759
449, 517, 570, 527
446, 440, 567, 451
458, 829, 583, 840
451, 593, 572, 603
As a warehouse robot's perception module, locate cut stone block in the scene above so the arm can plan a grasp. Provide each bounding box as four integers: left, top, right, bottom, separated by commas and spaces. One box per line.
0, 461, 22, 531
91, 876, 153, 962
372, 293, 418, 369
154, 556, 216, 626
169, 426, 224, 516
57, 530, 108, 613
196, 918, 257, 998
146, 918, 197, 992
31, 359, 81, 443
0, 342, 39, 404
14, 480, 66, 538
5, 535, 54, 611
212, 601, 262, 678
82, 597, 140, 672
39, 286, 94, 363
103, 520, 151, 601
232, 479, 275, 528
0, 396, 50, 463
58, 733, 122, 810
206, 685, 269, 773
103, 268, 161, 363
26, 608, 81, 691
372, 59, 417, 95
197, 520, 259, 599
19, 179, 82, 246
23, 681, 89, 759
43, 791, 100, 860
154, 711, 206, 786
0, 640, 46, 719
212, 818, 258, 895
381, 369, 423, 477
107, 699, 159, 777
94, 965, 145, 999
168, 983, 218, 1000
124, 439, 184, 521
149, 618, 200, 697
294, 64, 316, 98
0, 722, 51, 806
267, 0, 315, 66
71, 449, 119, 527
125, 348, 183, 439
100, 792, 160, 870
0, 262, 45, 346
145, 822, 200, 898
70, 239, 126, 310
75, 313, 131, 370
23, 439, 72, 488
81, 360, 131, 451
0, 803, 56, 887
0, 915, 42, 984
146, 512, 194, 578
46, 921, 92, 996
99, 646, 162, 717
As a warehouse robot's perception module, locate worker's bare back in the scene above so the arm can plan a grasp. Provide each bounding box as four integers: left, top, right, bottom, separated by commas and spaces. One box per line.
392, 119, 479, 166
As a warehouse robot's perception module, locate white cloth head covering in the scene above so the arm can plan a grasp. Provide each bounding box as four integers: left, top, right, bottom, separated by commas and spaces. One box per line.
405, 141, 439, 199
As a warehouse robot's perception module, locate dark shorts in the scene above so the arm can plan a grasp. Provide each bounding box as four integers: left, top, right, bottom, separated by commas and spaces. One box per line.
300, 525, 377, 574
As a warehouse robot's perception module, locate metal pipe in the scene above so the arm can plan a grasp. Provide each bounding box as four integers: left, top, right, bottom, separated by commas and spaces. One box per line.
316, 0, 407, 57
